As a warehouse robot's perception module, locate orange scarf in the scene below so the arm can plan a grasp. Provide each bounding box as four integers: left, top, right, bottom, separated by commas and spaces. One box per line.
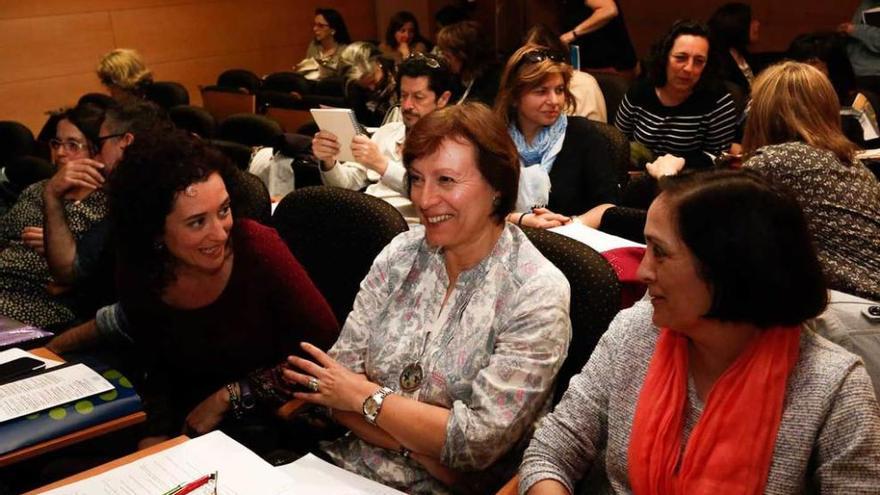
628, 325, 801, 495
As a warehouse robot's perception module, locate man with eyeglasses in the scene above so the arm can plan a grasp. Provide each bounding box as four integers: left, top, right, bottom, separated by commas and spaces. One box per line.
311, 54, 455, 223
41, 101, 169, 291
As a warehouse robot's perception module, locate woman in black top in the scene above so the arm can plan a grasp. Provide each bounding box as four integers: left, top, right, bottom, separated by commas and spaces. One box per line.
437, 20, 503, 106
494, 44, 620, 229
560, 0, 638, 75
708, 2, 760, 94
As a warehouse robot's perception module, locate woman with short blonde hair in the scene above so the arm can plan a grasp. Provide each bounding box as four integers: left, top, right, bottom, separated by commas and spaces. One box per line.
96, 48, 153, 101
743, 61, 879, 301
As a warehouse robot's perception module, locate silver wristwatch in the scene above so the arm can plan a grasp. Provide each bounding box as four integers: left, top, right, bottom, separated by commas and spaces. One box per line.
362, 386, 393, 425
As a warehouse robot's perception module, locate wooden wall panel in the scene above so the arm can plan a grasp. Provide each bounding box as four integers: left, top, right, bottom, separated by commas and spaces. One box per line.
0, 13, 115, 84
0, 0, 376, 133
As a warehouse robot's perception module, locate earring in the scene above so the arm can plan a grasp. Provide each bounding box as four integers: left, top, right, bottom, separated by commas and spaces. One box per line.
152, 240, 165, 252
492, 195, 501, 207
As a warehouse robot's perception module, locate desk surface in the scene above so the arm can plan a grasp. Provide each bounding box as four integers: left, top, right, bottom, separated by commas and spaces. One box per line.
0, 348, 147, 468
24, 436, 189, 494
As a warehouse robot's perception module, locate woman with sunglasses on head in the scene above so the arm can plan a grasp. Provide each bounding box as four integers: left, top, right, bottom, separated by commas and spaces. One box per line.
495, 44, 620, 229
615, 20, 738, 172
519, 169, 880, 494
0, 102, 107, 328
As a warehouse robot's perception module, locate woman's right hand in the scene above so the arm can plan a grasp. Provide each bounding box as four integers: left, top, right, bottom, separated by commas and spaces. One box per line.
646, 154, 685, 179
311, 131, 341, 169
513, 208, 572, 229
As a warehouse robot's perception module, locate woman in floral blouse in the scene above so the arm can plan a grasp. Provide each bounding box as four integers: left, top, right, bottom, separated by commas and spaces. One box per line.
285, 103, 572, 494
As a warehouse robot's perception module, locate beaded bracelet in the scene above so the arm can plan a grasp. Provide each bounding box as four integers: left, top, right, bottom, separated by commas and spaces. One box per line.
226, 382, 242, 419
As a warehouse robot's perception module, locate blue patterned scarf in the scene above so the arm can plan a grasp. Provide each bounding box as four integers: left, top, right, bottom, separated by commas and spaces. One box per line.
508, 114, 568, 173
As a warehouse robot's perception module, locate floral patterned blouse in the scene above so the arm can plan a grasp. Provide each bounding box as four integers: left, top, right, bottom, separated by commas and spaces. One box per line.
745, 142, 880, 301
322, 224, 572, 494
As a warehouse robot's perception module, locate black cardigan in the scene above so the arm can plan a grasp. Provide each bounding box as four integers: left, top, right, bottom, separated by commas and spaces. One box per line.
545, 116, 621, 215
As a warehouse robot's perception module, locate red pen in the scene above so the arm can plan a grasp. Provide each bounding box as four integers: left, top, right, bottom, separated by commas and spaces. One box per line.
170, 472, 217, 495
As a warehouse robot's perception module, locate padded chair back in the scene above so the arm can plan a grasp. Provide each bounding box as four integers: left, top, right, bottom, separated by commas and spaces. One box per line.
229, 169, 271, 224
312, 77, 345, 97
208, 139, 252, 170
217, 113, 282, 147
217, 69, 262, 94
263, 71, 312, 95
272, 186, 409, 323
586, 120, 631, 186
521, 227, 621, 404
590, 72, 631, 123
169, 105, 217, 139
77, 92, 116, 109
4, 155, 55, 191
201, 85, 257, 122
144, 81, 190, 109
0, 121, 35, 165
261, 91, 314, 132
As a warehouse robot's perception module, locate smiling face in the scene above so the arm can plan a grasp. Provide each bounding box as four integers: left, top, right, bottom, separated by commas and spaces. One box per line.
163, 172, 233, 275
51, 119, 93, 167
409, 137, 499, 258
395, 21, 415, 46
637, 193, 713, 333
665, 34, 709, 94
516, 73, 565, 137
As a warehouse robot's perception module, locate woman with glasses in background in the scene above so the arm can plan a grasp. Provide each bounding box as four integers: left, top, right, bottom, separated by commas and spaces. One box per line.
0, 101, 109, 328
494, 44, 620, 229
295, 8, 352, 81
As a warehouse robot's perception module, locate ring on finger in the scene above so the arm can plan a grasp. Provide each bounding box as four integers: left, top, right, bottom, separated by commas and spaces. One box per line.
307, 377, 320, 393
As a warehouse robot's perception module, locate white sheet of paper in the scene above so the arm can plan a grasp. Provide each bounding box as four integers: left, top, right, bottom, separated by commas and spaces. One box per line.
0, 347, 63, 369
42, 431, 298, 495
549, 222, 645, 252
857, 148, 880, 160
0, 363, 113, 423
276, 453, 406, 494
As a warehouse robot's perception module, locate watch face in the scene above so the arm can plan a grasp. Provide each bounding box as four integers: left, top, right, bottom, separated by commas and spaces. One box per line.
364, 397, 380, 416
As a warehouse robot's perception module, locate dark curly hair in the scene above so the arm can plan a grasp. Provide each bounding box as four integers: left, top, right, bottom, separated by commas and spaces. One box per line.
647, 19, 718, 91
107, 129, 237, 293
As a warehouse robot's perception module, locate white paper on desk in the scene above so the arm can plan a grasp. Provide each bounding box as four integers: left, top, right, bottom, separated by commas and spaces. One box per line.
276, 453, 406, 494
42, 431, 298, 495
550, 222, 645, 252
0, 363, 112, 423
0, 347, 63, 369
856, 148, 880, 160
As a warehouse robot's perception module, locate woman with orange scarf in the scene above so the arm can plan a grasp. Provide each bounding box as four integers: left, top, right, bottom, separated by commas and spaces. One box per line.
518, 169, 880, 494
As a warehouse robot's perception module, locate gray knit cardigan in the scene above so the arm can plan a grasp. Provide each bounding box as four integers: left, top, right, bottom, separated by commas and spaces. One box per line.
519, 301, 880, 494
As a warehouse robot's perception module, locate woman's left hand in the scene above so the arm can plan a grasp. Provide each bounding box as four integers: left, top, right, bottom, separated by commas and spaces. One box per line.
283, 342, 376, 413
183, 387, 230, 436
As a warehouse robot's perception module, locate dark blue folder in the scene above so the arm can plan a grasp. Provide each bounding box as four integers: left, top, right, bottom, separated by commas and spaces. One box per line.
0, 357, 142, 455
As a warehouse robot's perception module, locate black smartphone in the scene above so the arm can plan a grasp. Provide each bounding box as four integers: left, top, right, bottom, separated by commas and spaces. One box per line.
0, 357, 46, 381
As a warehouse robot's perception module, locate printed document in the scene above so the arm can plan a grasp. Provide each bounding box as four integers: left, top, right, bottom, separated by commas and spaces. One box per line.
0, 363, 112, 423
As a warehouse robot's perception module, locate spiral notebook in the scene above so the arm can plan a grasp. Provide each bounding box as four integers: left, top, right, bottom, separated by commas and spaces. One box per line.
310, 108, 366, 162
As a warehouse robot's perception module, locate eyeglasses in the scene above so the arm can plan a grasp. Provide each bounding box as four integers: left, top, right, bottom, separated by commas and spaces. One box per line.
96, 133, 125, 145
49, 139, 89, 153
404, 52, 441, 69
313, 22, 330, 29
514, 49, 566, 72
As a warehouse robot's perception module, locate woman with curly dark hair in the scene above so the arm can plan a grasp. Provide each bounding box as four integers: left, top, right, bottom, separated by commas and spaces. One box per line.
50, 130, 338, 450
615, 20, 738, 171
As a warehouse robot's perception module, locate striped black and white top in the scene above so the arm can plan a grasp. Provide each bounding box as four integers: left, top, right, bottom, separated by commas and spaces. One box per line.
615, 79, 739, 165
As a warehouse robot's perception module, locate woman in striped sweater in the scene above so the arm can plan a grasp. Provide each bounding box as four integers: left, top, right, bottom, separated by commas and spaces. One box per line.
615, 20, 738, 171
